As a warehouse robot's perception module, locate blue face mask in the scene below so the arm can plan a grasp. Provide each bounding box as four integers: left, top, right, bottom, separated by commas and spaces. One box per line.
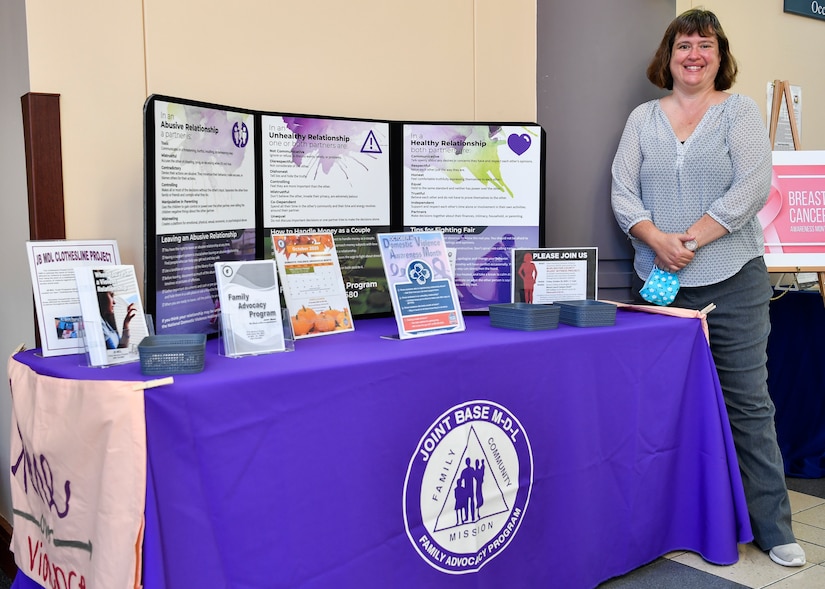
640, 266, 680, 306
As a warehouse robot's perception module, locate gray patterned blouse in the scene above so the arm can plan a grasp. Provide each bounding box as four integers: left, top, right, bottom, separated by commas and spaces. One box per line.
611, 93, 772, 287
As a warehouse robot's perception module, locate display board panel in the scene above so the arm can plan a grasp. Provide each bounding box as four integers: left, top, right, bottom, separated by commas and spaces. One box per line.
262, 114, 393, 317
145, 95, 546, 334
402, 123, 546, 310
145, 96, 259, 336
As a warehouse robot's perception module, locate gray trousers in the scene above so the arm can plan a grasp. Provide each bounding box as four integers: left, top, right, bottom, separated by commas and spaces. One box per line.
633, 257, 794, 550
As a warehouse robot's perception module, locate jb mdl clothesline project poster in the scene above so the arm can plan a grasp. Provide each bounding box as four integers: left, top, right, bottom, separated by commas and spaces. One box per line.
760, 150, 825, 269
144, 95, 546, 336
26, 239, 121, 357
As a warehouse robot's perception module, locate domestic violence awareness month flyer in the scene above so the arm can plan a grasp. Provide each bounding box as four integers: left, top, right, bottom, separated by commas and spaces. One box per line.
153, 99, 257, 335
402, 124, 543, 311
378, 231, 465, 339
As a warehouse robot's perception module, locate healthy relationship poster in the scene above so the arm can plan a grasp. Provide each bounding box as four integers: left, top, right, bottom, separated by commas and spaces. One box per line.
402, 124, 544, 311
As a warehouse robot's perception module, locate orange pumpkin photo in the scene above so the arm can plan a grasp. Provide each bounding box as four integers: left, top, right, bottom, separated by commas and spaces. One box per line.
314, 313, 336, 333
291, 316, 314, 336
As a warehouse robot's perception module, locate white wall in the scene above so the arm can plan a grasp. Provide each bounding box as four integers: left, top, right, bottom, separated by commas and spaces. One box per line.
0, 0, 33, 523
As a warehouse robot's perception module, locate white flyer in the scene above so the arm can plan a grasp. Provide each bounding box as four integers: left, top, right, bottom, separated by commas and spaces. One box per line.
26, 240, 121, 356
214, 260, 286, 357
74, 265, 149, 367
377, 231, 465, 339
271, 232, 354, 339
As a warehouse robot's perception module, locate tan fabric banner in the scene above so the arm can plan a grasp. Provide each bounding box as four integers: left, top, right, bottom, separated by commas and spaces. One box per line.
7, 357, 146, 589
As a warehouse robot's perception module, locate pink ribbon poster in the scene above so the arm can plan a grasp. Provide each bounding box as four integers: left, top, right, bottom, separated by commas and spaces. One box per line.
761, 151, 825, 269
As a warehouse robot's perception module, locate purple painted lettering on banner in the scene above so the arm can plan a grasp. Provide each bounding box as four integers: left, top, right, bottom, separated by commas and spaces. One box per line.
11, 425, 72, 518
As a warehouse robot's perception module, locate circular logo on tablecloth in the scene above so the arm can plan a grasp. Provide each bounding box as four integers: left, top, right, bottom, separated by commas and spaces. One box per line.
403, 400, 533, 574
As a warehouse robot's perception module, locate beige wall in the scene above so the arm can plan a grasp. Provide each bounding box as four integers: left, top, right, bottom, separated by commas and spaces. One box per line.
677, 0, 825, 149
143, 0, 536, 122
24, 0, 148, 272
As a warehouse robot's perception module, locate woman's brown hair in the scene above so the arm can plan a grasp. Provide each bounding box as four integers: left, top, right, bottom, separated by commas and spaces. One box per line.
646, 9, 738, 91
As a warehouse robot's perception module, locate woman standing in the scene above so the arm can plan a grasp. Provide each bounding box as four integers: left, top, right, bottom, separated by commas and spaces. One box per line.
611, 9, 805, 567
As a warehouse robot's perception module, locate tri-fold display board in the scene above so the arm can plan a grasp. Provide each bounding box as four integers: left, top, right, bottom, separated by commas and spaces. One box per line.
144, 95, 546, 336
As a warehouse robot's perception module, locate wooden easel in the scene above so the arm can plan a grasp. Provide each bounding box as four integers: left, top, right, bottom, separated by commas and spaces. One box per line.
766, 80, 825, 303
768, 80, 801, 151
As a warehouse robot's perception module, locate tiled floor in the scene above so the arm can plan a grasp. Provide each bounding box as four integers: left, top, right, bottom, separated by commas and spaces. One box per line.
599, 478, 825, 588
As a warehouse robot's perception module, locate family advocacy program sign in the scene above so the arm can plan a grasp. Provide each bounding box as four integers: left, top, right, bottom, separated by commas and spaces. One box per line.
761, 151, 825, 268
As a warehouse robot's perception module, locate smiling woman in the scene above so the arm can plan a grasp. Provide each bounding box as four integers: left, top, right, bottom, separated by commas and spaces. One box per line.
611, 7, 807, 569
646, 9, 737, 92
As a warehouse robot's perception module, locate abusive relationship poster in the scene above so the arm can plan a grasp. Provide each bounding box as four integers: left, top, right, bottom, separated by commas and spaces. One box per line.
151, 99, 257, 335
402, 124, 544, 311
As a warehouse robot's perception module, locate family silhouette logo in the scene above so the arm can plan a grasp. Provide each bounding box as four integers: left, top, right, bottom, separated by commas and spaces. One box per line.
232, 121, 249, 148
403, 400, 533, 574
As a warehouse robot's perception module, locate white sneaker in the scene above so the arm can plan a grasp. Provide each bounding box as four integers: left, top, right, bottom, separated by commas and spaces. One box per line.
769, 542, 806, 567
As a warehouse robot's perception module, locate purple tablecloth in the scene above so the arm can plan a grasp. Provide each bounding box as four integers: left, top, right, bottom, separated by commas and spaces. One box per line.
11, 311, 751, 589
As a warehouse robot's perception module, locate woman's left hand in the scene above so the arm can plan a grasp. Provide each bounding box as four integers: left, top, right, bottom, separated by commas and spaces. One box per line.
653, 234, 696, 272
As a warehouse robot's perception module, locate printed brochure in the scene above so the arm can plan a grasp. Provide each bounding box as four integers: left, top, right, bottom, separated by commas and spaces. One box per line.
272, 232, 354, 339
215, 260, 286, 357
74, 265, 149, 367
377, 231, 464, 339
26, 239, 121, 356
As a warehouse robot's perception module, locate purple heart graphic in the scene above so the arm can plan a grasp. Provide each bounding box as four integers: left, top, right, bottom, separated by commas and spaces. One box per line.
508, 133, 531, 156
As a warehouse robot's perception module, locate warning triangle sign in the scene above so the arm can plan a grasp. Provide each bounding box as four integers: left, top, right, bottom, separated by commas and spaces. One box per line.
361, 130, 382, 154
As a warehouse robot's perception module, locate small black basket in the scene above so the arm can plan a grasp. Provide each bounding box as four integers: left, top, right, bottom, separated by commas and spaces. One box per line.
138, 334, 206, 375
